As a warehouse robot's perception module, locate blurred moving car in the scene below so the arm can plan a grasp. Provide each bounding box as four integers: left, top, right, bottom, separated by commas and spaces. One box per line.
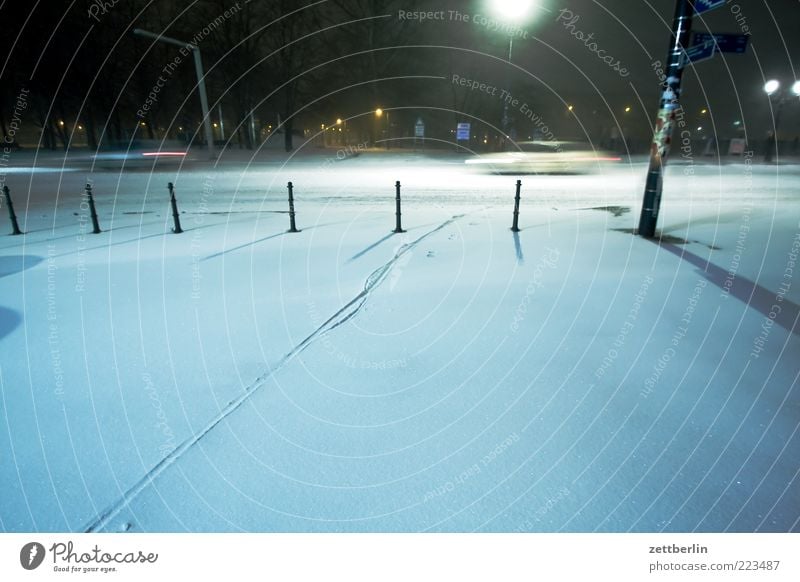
87, 139, 192, 169
465, 140, 621, 174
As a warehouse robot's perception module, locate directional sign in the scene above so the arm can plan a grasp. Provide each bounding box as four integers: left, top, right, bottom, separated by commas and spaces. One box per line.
456, 122, 471, 141
415, 118, 425, 138
682, 40, 715, 67
692, 0, 726, 15
693, 32, 749, 54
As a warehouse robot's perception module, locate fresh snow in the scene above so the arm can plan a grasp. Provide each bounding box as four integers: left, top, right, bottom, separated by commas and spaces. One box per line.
0, 151, 798, 532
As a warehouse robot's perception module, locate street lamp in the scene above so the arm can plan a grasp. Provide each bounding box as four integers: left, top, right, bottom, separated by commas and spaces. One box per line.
488, 0, 540, 148
763, 78, 800, 162
336, 118, 346, 145
133, 28, 215, 158
490, 0, 537, 22
376, 108, 390, 149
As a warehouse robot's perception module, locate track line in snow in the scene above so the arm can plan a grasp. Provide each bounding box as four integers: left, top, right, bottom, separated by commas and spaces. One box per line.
81, 213, 466, 532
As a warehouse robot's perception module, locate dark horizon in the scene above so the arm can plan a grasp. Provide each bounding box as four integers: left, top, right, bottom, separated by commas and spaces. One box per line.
2, 1, 798, 156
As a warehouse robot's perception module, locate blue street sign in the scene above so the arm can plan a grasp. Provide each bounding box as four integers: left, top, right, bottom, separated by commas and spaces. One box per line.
692, 0, 726, 15
683, 40, 715, 66
456, 122, 470, 141
693, 32, 749, 54
415, 118, 425, 138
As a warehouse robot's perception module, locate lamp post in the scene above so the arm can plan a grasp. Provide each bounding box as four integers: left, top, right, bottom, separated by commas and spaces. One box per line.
336, 118, 345, 145
376, 108, 390, 149
763, 79, 800, 163
488, 0, 539, 149
133, 28, 215, 158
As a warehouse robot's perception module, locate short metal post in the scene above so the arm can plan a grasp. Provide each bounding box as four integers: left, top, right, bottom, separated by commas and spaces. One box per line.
85, 183, 101, 234
287, 181, 300, 233
168, 182, 183, 234
511, 179, 522, 232
394, 180, 405, 233
2, 185, 22, 235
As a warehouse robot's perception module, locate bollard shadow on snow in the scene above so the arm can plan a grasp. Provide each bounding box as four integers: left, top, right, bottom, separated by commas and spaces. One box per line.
0, 254, 43, 279
0, 256, 35, 342
512, 230, 524, 264
348, 232, 396, 263
0, 306, 21, 341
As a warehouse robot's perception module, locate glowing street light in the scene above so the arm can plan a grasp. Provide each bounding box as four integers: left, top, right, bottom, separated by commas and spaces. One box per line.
763, 78, 800, 162
375, 108, 390, 149
764, 79, 780, 96
489, 0, 538, 22
487, 0, 542, 149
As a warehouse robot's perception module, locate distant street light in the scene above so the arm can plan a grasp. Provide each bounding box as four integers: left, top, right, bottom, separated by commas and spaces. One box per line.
336, 118, 346, 145
376, 108, 390, 149
763, 77, 800, 162
133, 28, 215, 158
764, 79, 780, 96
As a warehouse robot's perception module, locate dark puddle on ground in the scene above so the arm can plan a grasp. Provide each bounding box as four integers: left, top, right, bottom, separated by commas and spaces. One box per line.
583, 205, 631, 217
611, 228, 721, 250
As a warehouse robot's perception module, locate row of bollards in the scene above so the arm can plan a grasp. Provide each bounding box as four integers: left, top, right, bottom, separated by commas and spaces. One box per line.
3, 180, 527, 237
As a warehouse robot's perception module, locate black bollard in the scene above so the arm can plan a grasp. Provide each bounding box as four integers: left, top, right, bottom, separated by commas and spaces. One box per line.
287, 182, 300, 233
167, 182, 183, 234
2, 185, 22, 235
394, 180, 405, 233
511, 179, 522, 232
84, 183, 102, 234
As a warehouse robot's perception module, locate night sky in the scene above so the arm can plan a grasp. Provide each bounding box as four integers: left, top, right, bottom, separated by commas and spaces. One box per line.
1, 0, 798, 151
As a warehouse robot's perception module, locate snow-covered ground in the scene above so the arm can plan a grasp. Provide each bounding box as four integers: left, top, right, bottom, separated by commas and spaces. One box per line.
1, 150, 798, 532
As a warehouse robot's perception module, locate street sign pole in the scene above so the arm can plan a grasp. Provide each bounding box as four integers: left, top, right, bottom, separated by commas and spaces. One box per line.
638, 0, 695, 238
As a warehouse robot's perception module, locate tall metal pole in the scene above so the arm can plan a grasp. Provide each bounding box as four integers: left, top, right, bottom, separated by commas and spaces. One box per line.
764, 97, 783, 163
191, 48, 215, 156
133, 29, 216, 158
638, 0, 694, 238
249, 108, 257, 148
502, 36, 513, 149
218, 103, 225, 141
